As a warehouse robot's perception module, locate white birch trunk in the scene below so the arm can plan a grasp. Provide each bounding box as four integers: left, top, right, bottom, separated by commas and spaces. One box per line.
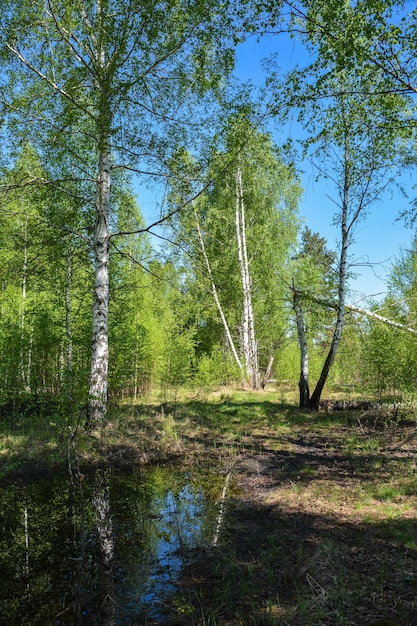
27, 328, 33, 392
24, 506, 29, 590
295, 292, 417, 334
88, 0, 111, 423
133, 339, 139, 402
235, 166, 260, 389
21, 222, 27, 333
346, 304, 417, 333
88, 146, 111, 423
65, 250, 73, 379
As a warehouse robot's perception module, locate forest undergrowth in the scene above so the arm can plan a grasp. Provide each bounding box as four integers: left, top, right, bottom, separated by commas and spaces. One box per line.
1, 386, 417, 625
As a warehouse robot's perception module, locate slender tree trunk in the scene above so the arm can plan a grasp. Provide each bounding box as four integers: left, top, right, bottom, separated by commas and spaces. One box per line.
20, 218, 30, 391
261, 355, 274, 389
133, 339, 139, 402
292, 292, 417, 335
88, 145, 111, 424
194, 206, 244, 376
292, 281, 310, 408
308, 181, 349, 410
65, 249, 73, 384
26, 327, 33, 392
24, 505, 29, 591
235, 166, 260, 389
345, 304, 417, 333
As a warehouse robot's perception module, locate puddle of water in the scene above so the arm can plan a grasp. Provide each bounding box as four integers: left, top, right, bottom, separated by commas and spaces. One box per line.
0, 466, 226, 625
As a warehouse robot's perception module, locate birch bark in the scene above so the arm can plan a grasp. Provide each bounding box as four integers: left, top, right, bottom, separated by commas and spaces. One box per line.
88, 145, 111, 423
294, 293, 417, 335
20, 218, 32, 392
65, 250, 73, 381
235, 165, 260, 389
88, 0, 111, 423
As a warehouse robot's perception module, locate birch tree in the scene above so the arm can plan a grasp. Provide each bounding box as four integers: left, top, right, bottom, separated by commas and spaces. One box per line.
305, 83, 404, 409
235, 163, 260, 388
0, 0, 245, 422
265, 7, 410, 406
167, 118, 301, 388
193, 204, 244, 377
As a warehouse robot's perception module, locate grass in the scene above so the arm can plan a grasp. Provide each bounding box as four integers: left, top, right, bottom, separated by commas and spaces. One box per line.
1, 385, 417, 624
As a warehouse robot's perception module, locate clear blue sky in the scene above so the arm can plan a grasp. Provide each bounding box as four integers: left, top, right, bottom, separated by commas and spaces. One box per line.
234, 32, 415, 304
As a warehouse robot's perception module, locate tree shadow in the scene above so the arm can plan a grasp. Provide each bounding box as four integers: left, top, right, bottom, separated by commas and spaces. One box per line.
176, 496, 417, 625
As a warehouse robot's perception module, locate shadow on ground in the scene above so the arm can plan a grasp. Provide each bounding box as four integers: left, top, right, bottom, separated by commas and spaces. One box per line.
173, 492, 417, 626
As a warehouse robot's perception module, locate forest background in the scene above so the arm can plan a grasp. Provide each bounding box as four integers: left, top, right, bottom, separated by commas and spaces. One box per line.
1, 0, 417, 422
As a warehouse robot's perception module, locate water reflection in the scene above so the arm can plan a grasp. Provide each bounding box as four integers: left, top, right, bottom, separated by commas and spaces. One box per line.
127, 483, 207, 619
0, 466, 223, 625
92, 470, 115, 626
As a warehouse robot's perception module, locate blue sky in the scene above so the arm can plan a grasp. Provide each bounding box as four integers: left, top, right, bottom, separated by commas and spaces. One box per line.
234, 32, 415, 304
299, 178, 413, 302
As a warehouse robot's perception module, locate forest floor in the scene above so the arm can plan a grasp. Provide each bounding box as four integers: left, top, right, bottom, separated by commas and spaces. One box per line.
1, 387, 417, 625
133, 390, 417, 626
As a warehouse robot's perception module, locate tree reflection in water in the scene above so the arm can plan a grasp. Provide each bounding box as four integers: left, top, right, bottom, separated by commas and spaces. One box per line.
0, 466, 224, 624
92, 470, 115, 626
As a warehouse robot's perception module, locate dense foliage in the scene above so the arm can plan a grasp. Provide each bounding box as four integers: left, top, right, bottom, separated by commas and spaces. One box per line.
1, 0, 417, 419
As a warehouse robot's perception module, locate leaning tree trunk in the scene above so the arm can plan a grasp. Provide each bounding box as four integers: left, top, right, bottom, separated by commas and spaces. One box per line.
292, 281, 310, 408
88, 144, 111, 424
194, 206, 245, 377
308, 187, 349, 410
235, 165, 260, 389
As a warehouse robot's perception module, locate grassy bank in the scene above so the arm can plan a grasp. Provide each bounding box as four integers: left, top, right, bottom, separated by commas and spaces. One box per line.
1, 387, 417, 624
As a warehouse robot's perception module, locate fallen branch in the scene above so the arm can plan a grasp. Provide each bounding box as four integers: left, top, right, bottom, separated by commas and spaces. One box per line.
293, 290, 417, 335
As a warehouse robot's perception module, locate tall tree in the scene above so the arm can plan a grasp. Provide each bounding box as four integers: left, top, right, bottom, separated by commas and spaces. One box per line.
263, 2, 410, 406
167, 116, 301, 388
235, 162, 260, 387
0, 0, 246, 422
307, 83, 404, 408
